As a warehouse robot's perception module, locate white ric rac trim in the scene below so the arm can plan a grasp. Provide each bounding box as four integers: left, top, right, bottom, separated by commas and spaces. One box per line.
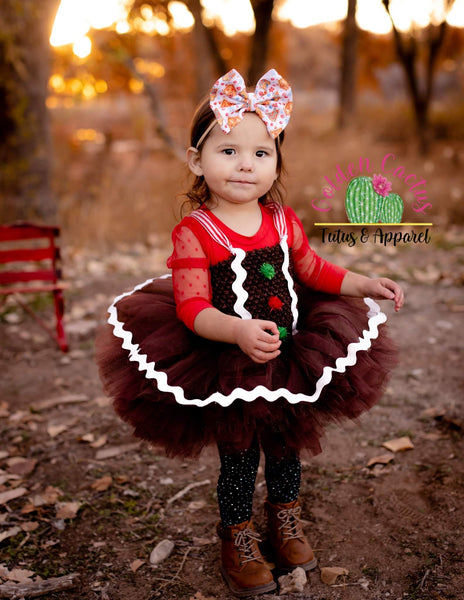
107, 278, 387, 408
190, 205, 298, 325
230, 248, 252, 319
279, 234, 299, 333
189, 211, 252, 319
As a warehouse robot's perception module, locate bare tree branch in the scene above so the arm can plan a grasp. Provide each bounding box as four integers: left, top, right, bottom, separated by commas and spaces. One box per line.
95, 34, 185, 160
381, 0, 455, 154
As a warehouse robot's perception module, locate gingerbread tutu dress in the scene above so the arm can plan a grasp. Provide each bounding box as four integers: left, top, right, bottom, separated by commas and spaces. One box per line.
96, 202, 397, 458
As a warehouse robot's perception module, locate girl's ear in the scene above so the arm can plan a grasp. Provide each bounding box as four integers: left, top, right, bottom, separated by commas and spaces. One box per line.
187, 147, 203, 176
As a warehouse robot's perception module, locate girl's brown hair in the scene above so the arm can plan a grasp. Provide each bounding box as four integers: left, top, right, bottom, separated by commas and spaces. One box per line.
183, 95, 286, 212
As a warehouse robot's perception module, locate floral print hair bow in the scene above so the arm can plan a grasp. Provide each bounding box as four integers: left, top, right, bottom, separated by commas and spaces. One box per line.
209, 68, 293, 139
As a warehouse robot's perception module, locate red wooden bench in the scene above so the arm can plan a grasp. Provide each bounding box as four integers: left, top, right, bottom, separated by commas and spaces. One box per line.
0, 222, 69, 352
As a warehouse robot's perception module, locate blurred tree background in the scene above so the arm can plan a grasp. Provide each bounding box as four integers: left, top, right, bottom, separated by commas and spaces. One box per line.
0, 0, 463, 237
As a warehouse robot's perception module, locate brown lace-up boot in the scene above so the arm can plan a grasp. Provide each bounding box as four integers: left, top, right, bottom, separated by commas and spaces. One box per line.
216, 520, 277, 597
265, 498, 317, 572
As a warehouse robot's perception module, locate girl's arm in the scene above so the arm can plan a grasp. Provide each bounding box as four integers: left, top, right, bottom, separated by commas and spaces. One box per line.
340, 271, 404, 312
170, 224, 281, 364
288, 208, 404, 311
194, 309, 282, 364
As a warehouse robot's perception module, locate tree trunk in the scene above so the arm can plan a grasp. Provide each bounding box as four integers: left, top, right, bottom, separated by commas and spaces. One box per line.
187, 0, 227, 92
338, 0, 358, 128
188, 0, 215, 99
381, 0, 454, 154
247, 0, 275, 85
0, 0, 60, 223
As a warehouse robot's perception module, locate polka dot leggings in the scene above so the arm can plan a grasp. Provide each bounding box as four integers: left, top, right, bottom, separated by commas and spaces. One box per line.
217, 434, 301, 527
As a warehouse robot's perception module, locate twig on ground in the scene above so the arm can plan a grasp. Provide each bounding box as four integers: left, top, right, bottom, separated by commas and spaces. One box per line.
419, 569, 430, 590
153, 546, 193, 592
0, 573, 80, 599
166, 480, 211, 506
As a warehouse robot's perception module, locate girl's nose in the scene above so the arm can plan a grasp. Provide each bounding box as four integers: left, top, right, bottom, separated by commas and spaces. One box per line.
238, 156, 254, 171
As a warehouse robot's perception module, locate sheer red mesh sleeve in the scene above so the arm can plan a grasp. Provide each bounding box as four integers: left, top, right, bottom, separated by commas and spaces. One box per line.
287, 209, 347, 294
168, 225, 213, 330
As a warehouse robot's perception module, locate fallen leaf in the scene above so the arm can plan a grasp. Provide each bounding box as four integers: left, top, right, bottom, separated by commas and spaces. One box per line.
382, 437, 414, 452
278, 567, 307, 594
420, 406, 446, 419
56, 501, 81, 519
0, 487, 28, 505
20, 521, 39, 532
47, 424, 69, 438
0, 526, 21, 543
91, 476, 112, 492
29, 486, 63, 507
6, 457, 37, 476
320, 566, 349, 585
193, 537, 215, 546
7, 568, 36, 583
366, 454, 394, 468
412, 266, 441, 284
0, 450, 9, 460
9, 411, 42, 424
95, 443, 140, 460
130, 559, 145, 573
115, 475, 130, 484
80, 433, 95, 443
90, 435, 108, 449
188, 500, 207, 510
0, 473, 22, 486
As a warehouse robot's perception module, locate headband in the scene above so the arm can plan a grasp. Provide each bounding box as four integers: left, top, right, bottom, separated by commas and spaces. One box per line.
195, 68, 293, 148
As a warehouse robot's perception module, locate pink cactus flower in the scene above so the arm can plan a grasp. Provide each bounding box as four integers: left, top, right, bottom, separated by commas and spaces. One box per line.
372, 174, 392, 197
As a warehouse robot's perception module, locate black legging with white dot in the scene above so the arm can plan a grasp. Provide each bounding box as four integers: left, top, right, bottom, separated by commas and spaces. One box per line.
217, 434, 301, 527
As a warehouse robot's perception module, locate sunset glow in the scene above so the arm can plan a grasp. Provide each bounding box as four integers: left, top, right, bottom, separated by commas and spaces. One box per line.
50, 0, 464, 55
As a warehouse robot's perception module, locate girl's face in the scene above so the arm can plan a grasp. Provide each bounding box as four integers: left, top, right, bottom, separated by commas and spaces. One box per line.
187, 113, 278, 209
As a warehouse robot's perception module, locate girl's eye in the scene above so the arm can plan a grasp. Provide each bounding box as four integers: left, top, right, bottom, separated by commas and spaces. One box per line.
256, 150, 268, 158
222, 148, 235, 155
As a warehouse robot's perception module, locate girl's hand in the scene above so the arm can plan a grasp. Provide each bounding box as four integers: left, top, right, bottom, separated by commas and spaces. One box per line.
363, 277, 404, 312
233, 319, 282, 363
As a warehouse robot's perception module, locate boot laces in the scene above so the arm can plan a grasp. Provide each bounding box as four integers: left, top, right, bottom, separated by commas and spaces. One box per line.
277, 506, 304, 541
234, 528, 263, 565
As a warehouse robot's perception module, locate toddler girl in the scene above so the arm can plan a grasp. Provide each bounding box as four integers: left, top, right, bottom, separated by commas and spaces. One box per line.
96, 68, 403, 597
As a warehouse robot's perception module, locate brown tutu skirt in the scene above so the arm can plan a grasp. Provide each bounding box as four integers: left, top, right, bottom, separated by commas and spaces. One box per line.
95, 277, 398, 458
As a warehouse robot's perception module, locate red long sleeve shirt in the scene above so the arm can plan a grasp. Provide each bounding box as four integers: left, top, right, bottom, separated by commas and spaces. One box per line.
167, 204, 347, 331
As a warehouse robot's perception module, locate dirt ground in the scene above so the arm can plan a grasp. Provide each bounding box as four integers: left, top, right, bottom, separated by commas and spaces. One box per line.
1, 224, 463, 600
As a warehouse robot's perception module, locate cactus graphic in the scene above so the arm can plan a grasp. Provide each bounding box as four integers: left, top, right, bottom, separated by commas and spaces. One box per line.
380, 192, 404, 223
345, 176, 382, 223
